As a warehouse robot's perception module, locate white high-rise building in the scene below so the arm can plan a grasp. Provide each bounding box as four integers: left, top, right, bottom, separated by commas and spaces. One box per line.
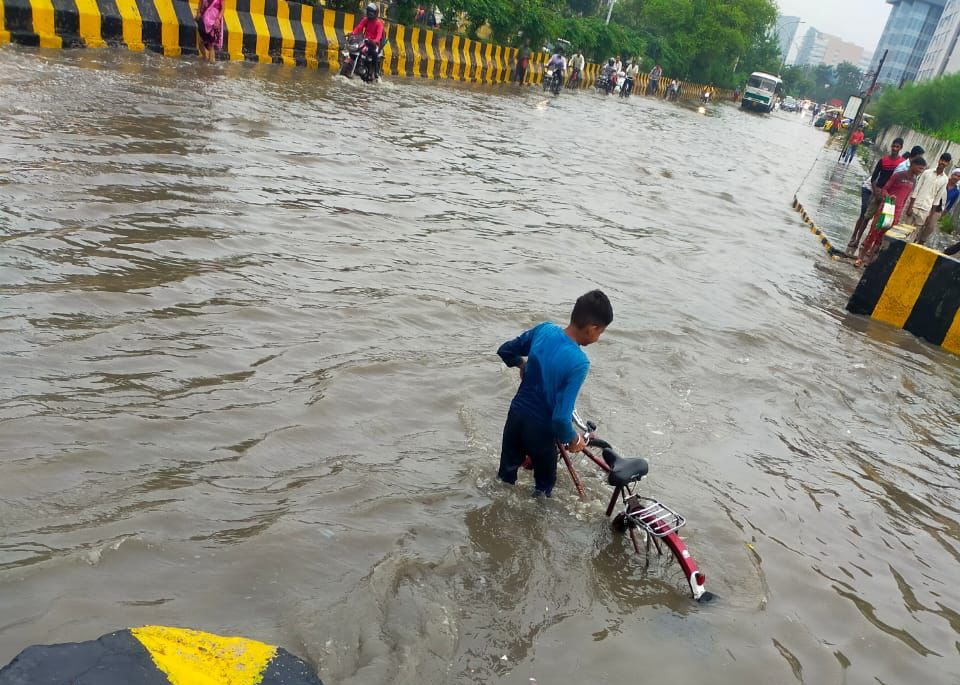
776, 15, 804, 65
917, 0, 960, 79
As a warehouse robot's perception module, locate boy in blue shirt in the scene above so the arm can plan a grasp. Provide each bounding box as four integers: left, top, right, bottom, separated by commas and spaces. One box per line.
496, 290, 613, 496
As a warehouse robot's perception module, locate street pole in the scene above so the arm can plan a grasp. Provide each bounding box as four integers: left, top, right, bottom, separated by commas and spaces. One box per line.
605, 0, 615, 25
839, 49, 887, 162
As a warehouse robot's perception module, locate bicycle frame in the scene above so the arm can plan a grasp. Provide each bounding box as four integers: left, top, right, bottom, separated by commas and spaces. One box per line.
556, 439, 709, 601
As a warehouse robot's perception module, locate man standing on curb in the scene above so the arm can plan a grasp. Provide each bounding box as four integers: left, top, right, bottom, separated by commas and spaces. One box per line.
647, 64, 662, 96
907, 153, 952, 245
847, 137, 904, 254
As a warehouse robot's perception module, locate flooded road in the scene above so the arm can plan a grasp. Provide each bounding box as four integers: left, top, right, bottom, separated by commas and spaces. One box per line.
2, 46, 960, 685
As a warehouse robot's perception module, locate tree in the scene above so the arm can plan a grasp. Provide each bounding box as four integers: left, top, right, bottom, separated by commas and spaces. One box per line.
833, 61, 865, 101
780, 65, 815, 98
874, 72, 960, 142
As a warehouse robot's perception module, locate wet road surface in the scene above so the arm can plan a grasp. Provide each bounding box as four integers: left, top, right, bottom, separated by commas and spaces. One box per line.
2, 46, 960, 685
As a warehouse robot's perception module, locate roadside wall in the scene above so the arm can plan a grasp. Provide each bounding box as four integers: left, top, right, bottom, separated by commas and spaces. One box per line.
875, 125, 954, 163
847, 233, 960, 355
0, 0, 598, 85
0, 0, 722, 98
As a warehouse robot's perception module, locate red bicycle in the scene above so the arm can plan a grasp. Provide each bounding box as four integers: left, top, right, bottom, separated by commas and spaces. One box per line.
560, 411, 714, 602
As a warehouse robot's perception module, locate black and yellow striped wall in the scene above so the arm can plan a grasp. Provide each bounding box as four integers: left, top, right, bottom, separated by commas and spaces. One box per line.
0, 0, 727, 97
0, 625, 325, 685
847, 234, 960, 355
0, 0, 590, 85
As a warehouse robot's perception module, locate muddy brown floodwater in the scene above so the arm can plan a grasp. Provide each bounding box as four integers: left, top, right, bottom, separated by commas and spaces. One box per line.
2, 45, 959, 685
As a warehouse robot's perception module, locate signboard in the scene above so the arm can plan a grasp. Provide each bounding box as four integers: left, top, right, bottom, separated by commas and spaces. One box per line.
843, 96, 863, 120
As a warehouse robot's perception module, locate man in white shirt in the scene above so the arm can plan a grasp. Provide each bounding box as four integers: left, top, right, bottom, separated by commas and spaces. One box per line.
568, 50, 585, 87
545, 48, 567, 88
895, 145, 925, 172
907, 152, 952, 244
621, 60, 639, 97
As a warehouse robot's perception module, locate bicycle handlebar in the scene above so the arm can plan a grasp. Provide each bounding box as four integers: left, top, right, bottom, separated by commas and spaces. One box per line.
572, 410, 607, 448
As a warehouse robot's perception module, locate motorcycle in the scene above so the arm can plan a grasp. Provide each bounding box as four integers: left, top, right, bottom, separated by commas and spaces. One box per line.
596, 68, 617, 95
543, 66, 564, 95
339, 34, 384, 83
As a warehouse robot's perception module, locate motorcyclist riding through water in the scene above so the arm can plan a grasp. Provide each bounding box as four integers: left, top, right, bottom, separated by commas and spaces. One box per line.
545, 46, 567, 88
598, 58, 617, 94
351, 2, 385, 80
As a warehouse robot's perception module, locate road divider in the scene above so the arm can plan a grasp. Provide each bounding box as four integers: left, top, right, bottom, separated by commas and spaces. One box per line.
1, 0, 726, 97
847, 234, 960, 355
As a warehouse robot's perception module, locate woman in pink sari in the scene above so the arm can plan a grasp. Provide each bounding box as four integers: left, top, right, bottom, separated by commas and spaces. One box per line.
196, 0, 224, 62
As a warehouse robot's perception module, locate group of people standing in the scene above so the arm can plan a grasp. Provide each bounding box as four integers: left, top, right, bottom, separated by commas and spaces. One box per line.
847, 137, 960, 266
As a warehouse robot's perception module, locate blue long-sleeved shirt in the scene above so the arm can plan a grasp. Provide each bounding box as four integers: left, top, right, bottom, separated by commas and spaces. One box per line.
497, 322, 589, 443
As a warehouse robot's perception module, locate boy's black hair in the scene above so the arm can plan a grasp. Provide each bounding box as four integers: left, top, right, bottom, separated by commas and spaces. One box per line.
893, 137, 904, 146
570, 290, 613, 328
941, 152, 952, 162
912, 157, 928, 168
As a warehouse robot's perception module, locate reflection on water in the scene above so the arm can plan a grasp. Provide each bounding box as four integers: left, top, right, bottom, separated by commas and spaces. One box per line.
2, 44, 960, 685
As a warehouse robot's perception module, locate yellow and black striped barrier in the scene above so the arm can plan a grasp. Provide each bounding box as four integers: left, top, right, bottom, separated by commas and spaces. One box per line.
0, 0, 723, 96
0, 0, 554, 84
0, 625, 324, 684
847, 234, 960, 355
792, 195, 842, 259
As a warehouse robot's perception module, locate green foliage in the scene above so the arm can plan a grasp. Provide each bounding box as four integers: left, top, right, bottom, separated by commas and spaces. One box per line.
611, 0, 777, 84
393, 0, 418, 25
775, 62, 864, 102
873, 73, 960, 143
326, 0, 361, 12
405, 0, 780, 86
939, 213, 955, 235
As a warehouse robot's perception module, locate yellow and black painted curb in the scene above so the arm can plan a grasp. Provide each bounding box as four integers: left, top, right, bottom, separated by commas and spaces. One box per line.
0, 625, 324, 685
847, 235, 960, 355
0, 0, 584, 85
0, 0, 725, 97
792, 195, 842, 259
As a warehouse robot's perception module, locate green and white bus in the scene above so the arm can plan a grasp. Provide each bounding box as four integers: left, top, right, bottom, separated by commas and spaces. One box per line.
741, 71, 782, 113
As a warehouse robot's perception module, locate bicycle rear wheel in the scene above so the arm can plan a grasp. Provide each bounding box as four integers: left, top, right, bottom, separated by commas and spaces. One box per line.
618, 498, 713, 602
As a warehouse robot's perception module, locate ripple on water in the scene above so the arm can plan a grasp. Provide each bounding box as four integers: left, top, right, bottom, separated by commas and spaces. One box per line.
1, 45, 960, 684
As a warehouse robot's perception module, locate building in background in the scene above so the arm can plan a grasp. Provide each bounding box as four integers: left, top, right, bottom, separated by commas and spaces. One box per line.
916, 0, 960, 79
793, 28, 824, 66
870, 0, 947, 84
822, 34, 870, 66
776, 15, 804, 65
792, 27, 869, 68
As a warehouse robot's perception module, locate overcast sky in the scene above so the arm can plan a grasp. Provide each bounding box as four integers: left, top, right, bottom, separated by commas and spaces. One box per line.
775, 0, 891, 53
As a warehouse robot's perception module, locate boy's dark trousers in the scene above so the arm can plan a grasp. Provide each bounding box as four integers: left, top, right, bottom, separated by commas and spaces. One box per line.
498, 409, 558, 495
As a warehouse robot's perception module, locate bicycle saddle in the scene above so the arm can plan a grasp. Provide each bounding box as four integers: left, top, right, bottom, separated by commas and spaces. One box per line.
602, 448, 649, 487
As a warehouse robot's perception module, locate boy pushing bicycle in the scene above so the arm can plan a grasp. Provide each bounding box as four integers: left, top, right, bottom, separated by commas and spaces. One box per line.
496, 290, 613, 497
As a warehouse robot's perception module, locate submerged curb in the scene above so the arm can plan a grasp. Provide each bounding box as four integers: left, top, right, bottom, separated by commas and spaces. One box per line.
792, 195, 841, 259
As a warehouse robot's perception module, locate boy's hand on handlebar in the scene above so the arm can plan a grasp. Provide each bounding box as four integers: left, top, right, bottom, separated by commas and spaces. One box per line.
566, 433, 585, 453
